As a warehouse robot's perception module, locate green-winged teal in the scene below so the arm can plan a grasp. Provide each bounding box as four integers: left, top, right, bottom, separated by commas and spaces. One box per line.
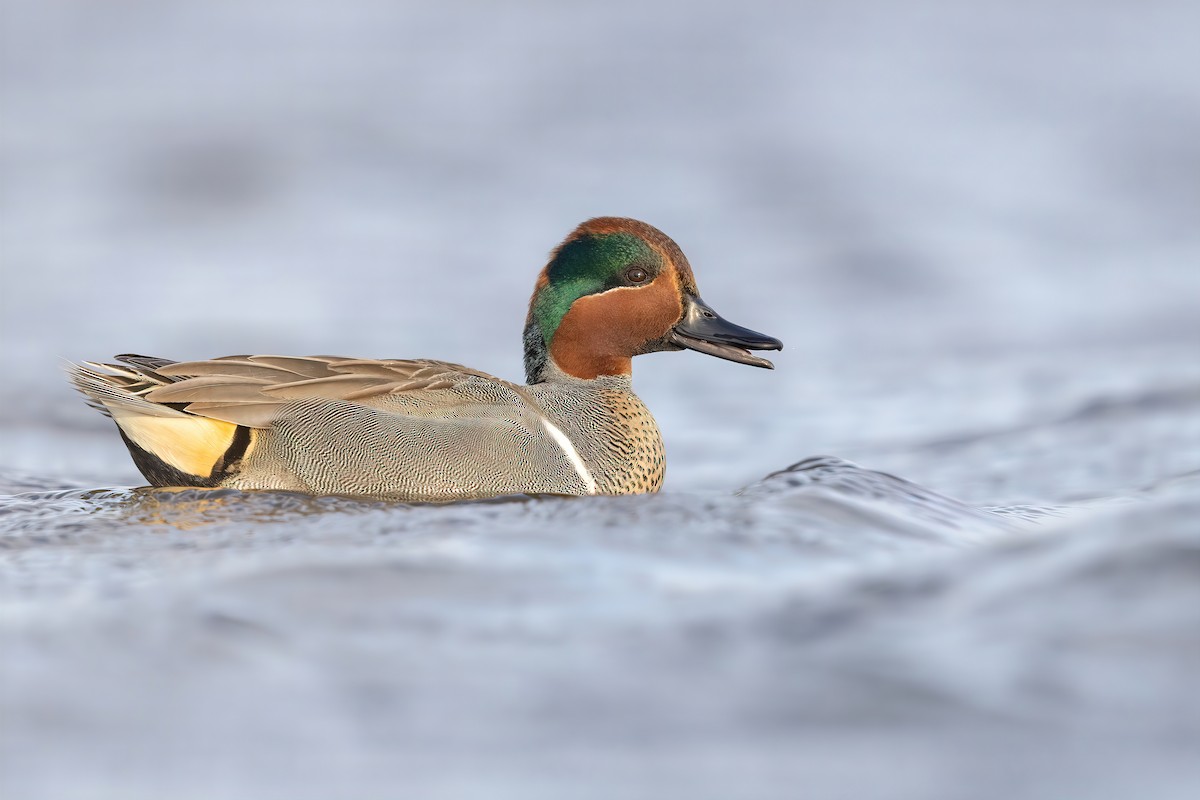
69, 217, 782, 501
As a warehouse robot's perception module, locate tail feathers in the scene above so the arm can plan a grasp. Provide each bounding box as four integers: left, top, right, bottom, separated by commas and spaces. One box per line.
67, 361, 184, 419
67, 360, 247, 484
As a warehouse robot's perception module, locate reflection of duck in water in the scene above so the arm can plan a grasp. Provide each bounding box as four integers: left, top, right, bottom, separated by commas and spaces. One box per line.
69, 218, 781, 502
112, 487, 391, 530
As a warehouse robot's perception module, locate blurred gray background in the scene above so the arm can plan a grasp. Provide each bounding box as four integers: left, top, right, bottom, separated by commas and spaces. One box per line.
4, 4, 1200, 800
1, 0, 1198, 486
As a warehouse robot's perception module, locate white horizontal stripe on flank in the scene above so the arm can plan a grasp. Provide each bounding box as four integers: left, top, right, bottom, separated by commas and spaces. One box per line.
539, 417, 598, 495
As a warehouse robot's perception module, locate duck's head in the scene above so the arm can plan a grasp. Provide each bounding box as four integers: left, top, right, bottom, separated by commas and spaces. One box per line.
524, 217, 782, 383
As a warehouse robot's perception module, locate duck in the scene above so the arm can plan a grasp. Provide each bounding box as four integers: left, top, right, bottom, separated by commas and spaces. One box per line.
69, 217, 782, 501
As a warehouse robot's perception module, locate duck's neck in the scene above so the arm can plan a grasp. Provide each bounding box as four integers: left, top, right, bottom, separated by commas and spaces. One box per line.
523, 319, 552, 384
523, 319, 635, 384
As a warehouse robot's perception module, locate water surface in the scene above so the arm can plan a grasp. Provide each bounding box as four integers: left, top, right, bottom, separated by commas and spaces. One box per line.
2, 1, 1199, 798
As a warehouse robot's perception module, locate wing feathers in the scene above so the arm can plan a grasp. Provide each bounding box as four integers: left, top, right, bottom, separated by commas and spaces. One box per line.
156, 360, 304, 382
260, 374, 392, 400
72, 354, 502, 429
322, 361, 411, 379
244, 356, 340, 377
145, 376, 275, 404
180, 402, 287, 428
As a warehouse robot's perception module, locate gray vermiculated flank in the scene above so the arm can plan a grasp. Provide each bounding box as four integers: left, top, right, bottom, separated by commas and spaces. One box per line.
233, 374, 664, 500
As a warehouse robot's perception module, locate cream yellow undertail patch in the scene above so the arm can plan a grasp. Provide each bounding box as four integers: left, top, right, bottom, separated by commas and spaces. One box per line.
113, 413, 238, 478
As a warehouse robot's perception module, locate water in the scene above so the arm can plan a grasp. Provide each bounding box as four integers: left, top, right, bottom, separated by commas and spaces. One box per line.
2, 2, 1199, 798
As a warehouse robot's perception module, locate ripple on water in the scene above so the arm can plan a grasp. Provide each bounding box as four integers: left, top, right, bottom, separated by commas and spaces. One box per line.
1, 465, 1198, 800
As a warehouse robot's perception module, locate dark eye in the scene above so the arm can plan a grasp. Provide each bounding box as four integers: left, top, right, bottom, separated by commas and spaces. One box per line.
625, 266, 649, 284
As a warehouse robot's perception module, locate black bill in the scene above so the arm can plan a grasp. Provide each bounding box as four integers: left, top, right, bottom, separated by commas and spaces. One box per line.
669, 295, 783, 369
